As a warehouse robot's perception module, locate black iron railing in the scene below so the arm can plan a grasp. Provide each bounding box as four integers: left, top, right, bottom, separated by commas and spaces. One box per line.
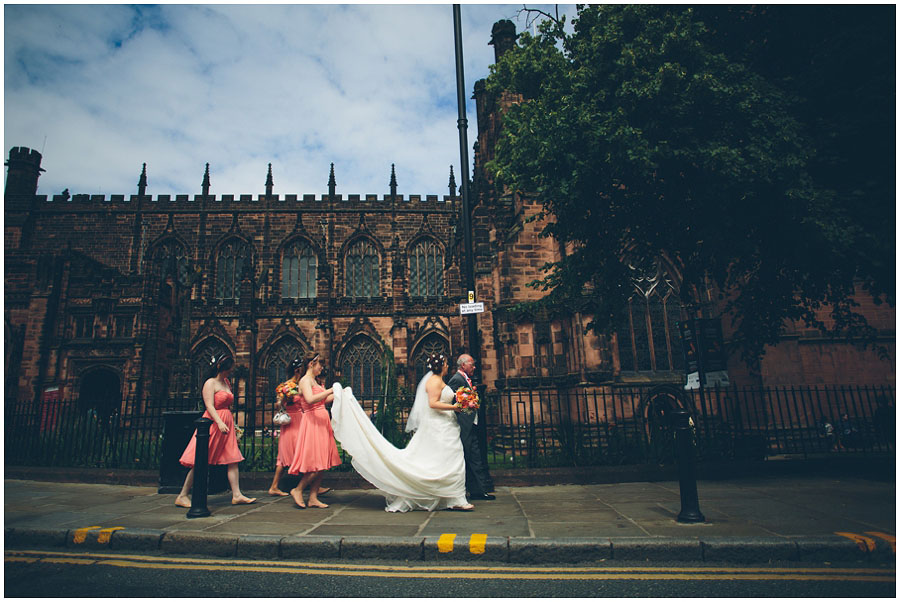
4, 384, 894, 471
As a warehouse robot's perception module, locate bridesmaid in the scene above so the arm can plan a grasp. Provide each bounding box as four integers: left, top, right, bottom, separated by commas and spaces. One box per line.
175, 355, 256, 507
287, 352, 341, 508
267, 358, 304, 496
267, 359, 332, 497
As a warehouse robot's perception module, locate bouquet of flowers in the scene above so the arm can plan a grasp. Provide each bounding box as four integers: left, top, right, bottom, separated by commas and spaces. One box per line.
454, 386, 480, 414
276, 380, 299, 405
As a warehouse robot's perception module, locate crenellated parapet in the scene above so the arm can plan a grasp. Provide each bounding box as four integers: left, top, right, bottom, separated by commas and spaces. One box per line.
29, 192, 459, 210
4, 150, 460, 214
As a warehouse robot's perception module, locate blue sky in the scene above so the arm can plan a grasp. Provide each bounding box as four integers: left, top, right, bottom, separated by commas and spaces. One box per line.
5, 3, 576, 197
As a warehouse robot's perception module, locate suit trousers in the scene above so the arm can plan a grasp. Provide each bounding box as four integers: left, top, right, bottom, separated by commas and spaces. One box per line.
456, 411, 492, 496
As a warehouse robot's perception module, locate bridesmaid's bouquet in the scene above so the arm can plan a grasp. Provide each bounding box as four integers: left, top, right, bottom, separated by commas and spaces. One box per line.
454, 386, 480, 414
276, 380, 299, 405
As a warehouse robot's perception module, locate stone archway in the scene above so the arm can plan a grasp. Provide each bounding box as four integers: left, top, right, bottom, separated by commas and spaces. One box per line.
642, 384, 687, 465
78, 367, 122, 425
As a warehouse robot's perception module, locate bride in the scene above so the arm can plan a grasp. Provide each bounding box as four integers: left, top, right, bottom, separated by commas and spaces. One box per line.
330, 353, 475, 512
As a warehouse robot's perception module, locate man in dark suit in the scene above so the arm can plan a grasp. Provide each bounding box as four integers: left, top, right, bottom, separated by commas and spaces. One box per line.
447, 354, 495, 500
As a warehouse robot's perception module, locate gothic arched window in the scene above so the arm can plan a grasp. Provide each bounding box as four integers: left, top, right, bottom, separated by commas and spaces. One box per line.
265, 337, 305, 401
282, 240, 317, 299
216, 239, 249, 302
152, 239, 191, 286
191, 339, 231, 395
409, 238, 444, 297
619, 262, 684, 372
410, 333, 449, 385
345, 239, 379, 297
341, 336, 382, 403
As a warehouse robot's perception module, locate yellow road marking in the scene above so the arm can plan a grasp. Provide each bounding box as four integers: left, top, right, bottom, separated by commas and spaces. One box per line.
5, 549, 895, 575
72, 526, 102, 544
5, 550, 895, 583
835, 532, 877, 553
97, 527, 125, 544
865, 532, 896, 554
437, 533, 456, 553
469, 534, 488, 555
40, 557, 98, 566
4, 554, 894, 582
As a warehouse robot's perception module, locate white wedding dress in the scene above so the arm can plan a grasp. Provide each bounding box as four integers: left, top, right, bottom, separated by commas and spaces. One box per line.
330, 373, 469, 512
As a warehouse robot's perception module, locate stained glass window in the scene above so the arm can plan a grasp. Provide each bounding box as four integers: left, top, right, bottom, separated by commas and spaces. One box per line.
409, 239, 444, 297
345, 239, 379, 297
152, 239, 191, 286
266, 338, 304, 402
341, 337, 382, 405
619, 261, 684, 372
282, 241, 317, 299
410, 334, 449, 384
216, 239, 249, 302
192, 339, 231, 395
665, 295, 685, 371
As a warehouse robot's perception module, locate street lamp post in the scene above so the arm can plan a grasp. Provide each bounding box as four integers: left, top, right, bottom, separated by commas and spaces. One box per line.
452, 5, 478, 361
452, 4, 488, 457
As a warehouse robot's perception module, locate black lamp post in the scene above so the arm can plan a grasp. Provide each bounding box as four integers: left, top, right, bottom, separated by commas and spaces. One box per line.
452, 4, 487, 452
452, 5, 480, 368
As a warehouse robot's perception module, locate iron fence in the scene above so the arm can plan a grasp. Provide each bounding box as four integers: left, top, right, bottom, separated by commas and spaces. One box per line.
4, 384, 894, 472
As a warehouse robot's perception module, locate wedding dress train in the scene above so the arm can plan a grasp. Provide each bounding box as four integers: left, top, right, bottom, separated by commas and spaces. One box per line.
330, 375, 469, 512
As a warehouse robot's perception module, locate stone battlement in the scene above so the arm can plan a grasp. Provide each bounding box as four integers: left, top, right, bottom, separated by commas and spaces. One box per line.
6, 194, 460, 211
42, 193, 454, 203
6, 146, 43, 165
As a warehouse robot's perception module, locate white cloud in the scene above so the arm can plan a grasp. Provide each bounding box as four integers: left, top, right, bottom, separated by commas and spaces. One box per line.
5, 4, 576, 197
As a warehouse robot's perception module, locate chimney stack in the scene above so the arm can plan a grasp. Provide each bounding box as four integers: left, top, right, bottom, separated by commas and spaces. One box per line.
489, 20, 517, 63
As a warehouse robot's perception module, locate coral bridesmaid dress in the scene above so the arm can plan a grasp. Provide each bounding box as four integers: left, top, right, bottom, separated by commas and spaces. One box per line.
179, 385, 245, 467
276, 393, 303, 467
287, 384, 342, 474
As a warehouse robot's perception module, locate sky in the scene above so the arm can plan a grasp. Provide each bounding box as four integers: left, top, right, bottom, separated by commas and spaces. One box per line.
4, 3, 576, 198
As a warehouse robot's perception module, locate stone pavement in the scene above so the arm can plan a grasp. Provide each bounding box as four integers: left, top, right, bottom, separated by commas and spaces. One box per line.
4, 475, 895, 564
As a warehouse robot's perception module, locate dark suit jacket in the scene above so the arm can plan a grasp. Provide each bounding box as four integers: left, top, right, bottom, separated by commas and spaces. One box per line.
447, 371, 476, 433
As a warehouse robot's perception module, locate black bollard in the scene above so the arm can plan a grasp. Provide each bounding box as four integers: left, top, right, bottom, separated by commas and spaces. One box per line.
186, 417, 213, 518
671, 408, 705, 523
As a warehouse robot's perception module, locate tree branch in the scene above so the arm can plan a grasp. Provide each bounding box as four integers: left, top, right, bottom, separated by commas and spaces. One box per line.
518, 5, 562, 29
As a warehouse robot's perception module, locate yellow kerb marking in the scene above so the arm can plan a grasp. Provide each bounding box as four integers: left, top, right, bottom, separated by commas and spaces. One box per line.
865, 532, 896, 554
72, 526, 102, 544
437, 533, 456, 553
469, 534, 488, 555
97, 527, 125, 544
835, 532, 876, 553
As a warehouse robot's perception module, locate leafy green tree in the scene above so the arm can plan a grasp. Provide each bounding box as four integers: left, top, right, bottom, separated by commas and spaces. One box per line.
486, 4, 892, 364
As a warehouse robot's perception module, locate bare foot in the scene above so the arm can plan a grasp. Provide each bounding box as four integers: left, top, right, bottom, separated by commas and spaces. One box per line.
290, 488, 306, 509
231, 496, 257, 505
317, 487, 332, 496
174, 495, 191, 508
268, 488, 290, 497
307, 498, 329, 509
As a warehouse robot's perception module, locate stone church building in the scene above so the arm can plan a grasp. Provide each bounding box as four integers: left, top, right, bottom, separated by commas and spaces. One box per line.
5, 21, 894, 425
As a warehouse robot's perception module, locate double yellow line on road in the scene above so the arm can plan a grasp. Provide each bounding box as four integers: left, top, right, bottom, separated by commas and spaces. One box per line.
6, 550, 895, 582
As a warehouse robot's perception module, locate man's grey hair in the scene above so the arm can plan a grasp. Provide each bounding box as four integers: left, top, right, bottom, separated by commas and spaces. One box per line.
457, 354, 472, 368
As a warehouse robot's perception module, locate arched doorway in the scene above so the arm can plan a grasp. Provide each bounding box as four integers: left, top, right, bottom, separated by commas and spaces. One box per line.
79, 367, 122, 426
643, 385, 687, 465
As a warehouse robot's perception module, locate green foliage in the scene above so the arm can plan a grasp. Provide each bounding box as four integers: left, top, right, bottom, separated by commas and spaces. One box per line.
486, 5, 893, 365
